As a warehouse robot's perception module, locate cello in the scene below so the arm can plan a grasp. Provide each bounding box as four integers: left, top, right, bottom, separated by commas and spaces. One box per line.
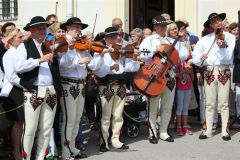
134, 35, 181, 97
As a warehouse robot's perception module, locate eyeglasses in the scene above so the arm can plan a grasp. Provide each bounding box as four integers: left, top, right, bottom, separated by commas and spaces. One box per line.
56, 30, 65, 33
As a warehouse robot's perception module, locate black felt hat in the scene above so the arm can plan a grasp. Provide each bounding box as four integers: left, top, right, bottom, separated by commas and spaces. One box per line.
60, 17, 88, 30
23, 16, 48, 31
204, 12, 226, 27
104, 27, 119, 37
152, 15, 170, 26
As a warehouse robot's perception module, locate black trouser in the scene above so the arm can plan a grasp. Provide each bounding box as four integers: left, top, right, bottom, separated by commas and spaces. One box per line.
125, 72, 136, 91
85, 94, 101, 124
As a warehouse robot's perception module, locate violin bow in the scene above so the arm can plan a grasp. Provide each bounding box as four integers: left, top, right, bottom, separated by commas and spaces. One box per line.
51, 1, 58, 56
92, 13, 98, 38
238, 10, 240, 55
200, 29, 220, 66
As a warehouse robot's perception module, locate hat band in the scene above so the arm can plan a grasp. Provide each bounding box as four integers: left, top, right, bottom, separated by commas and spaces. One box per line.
153, 19, 167, 24
105, 31, 119, 36
29, 22, 47, 27
209, 15, 218, 20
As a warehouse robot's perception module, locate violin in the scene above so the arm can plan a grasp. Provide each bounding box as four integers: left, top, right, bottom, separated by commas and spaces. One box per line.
110, 43, 122, 60
216, 29, 228, 48
44, 35, 106, 54
74, 38, 108, 53
109, 43, 140, 60
44, 37, 68, 54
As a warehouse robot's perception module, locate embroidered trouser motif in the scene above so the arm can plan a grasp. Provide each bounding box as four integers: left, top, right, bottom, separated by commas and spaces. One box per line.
99, 84, 126, 149
22, 90, 57, 160
60, 82, 85, 159
204, 66, 230, 137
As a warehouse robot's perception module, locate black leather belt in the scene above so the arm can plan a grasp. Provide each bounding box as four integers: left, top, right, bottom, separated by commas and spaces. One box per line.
61, 77, 84, 84
98, 74, 125, 85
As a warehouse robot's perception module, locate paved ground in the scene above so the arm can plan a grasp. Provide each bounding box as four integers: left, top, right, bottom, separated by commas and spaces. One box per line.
1, 116, 240, 160
82, 120, 240, 160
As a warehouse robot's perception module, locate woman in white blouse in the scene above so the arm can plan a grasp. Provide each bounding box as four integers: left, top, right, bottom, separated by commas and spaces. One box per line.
1, 28, 24, 160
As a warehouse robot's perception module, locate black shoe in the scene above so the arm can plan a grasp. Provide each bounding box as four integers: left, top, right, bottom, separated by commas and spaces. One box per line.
76, 144, 86, 151
167, 132, 173, 139
118, 144, 129, 150
74, 153, 87, 159
162, 136, 174, 142
222, 135, 231, 141
149, 136, 158, 144
100, 144, 108, 152
199, 132, 207, 139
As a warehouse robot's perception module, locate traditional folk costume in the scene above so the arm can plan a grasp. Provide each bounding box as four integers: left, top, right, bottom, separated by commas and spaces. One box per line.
139, 16, 184, 143
15, 16, 61, 160
58, 17, 88, 159
88, 27, 140, 152
192, 13, 235, 140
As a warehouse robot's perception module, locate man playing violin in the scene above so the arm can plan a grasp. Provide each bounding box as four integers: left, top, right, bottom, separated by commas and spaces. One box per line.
57, 17, 89, 159
87, 26, 140, 152
15, 16, 61, 160
192, 13, 235, 141
139, 15, 177, 144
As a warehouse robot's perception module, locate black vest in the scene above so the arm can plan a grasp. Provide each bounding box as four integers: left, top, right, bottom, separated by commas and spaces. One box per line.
19, 38, 61, 95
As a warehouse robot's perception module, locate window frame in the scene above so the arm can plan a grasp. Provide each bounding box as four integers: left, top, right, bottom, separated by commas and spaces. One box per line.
0, 0, 18, 21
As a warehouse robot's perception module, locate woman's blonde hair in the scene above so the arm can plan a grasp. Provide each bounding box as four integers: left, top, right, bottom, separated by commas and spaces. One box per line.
6, 28, 20, 41
166, 22, 178, 36
3, 28, 20, 48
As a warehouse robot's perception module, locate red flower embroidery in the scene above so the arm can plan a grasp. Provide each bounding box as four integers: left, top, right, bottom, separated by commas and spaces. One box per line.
204, 71, 215, 85
21, 151, 27, 158
218, 69, 231, 85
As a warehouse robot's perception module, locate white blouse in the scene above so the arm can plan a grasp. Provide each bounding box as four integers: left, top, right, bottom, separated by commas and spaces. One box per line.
1, 47, 22, 97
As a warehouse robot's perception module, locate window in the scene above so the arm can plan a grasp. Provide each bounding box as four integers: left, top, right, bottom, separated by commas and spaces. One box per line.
0, 0, 18, 21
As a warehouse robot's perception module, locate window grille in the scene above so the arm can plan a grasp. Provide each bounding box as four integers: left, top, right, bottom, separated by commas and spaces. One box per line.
0, 0, 18, 21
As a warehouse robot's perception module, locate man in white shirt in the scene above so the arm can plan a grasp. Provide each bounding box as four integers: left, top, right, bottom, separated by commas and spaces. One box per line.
58, 17, 89, 159
138, 15, 177, 144
88, 26, 140, 152
192, 12, 235, 141
15, 16, 61, 160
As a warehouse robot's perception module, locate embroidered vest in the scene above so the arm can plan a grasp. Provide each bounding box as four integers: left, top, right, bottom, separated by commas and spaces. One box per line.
19, 38, 61, 95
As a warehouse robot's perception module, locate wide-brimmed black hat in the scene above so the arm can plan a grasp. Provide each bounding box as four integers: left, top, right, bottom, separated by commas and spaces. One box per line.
204, 12, 226, 27
104, 27, 119, 37
152, 15, 170, 26
60, 17, 88, 30
23, 23, 30, 31
94, 32, 106, 41
23, 16, 48, 31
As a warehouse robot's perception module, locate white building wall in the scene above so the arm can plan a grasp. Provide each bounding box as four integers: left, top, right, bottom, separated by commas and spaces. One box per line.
0, 0, 67, 29
75, 0, 129, 35
175, 0, 240, 37
0, 0, 129, 35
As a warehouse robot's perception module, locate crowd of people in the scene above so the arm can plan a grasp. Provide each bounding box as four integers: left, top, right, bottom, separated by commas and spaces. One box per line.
0, 11, 239, 160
